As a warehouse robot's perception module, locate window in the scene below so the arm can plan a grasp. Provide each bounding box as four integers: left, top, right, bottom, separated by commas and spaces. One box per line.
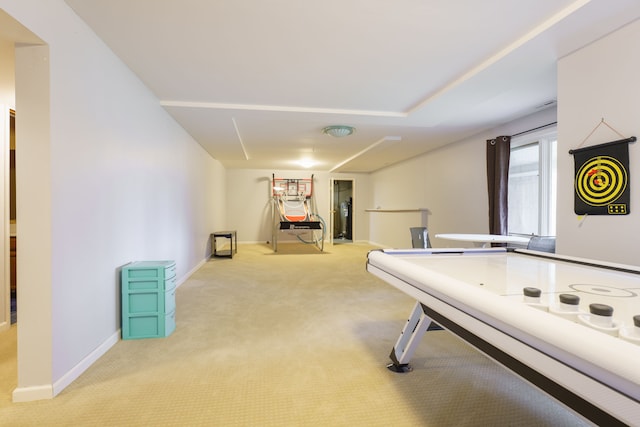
508, 129, 557, 236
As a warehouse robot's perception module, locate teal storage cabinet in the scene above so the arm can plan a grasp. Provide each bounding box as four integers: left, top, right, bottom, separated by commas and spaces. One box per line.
121, 260, 176, 339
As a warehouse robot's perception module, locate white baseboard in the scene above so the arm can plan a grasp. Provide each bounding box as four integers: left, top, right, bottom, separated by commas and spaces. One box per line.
177, 258, 206, 288
52, 330, 120, 398
12, 384, 54, 402
13, 330, 120, 402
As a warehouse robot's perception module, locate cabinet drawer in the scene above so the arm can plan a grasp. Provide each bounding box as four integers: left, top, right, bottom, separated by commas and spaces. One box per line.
164, 276, 177, 291
165, 263, 177, 280
127, 292, 162, 313
123, 261, 176, 280
165, 288, 176, 313
127, 279, 161, 291
165, 310, 176, 336
124, 268, 163, 280
126, 315, 161, 339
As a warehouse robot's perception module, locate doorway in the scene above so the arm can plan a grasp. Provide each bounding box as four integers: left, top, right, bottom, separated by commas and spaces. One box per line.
1, 106, 13, 330
332, 179, 353, 244
9, 109, 16, 325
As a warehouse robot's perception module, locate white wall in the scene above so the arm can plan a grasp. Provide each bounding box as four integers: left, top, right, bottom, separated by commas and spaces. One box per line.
0, 39, 15, 107
225, 169, 370, 245
369, 108, 557, 249
1, 0, 225, 400
14, 44, 52, 397
557, 20, 640, 265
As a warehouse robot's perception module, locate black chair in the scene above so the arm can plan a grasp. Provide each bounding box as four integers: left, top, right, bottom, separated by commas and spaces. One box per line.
410, 227, 431, 249
527, 236, 556, 253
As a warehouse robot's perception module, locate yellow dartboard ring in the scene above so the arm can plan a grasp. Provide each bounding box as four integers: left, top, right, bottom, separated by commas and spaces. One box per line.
575, 156, 628, 206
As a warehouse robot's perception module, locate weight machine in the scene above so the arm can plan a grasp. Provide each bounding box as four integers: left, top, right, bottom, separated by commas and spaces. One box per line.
271, 174, 325, 252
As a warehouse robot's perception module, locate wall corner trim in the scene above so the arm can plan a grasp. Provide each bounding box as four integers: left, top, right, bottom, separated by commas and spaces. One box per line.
12, 384, 53, 403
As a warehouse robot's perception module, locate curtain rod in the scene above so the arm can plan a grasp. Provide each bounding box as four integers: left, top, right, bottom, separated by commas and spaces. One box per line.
512, 121, 557, 138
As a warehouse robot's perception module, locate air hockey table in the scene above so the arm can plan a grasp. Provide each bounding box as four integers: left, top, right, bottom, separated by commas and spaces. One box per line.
366, 247, 640, 426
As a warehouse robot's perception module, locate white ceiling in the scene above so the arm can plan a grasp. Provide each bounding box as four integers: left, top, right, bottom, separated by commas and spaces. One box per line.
15, 1, 640, 171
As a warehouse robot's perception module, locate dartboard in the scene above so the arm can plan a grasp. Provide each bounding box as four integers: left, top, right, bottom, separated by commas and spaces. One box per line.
575, 155, 628, 207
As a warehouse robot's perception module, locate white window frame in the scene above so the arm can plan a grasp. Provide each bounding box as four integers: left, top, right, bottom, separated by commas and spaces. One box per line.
509, 127, 557, 237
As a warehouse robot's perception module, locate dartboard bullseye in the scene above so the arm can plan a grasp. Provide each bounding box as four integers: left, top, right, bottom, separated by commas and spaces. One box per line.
575, 156, 628, 206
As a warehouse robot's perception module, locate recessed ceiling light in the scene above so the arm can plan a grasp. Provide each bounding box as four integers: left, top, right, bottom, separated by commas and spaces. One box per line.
297, 159, 316, 168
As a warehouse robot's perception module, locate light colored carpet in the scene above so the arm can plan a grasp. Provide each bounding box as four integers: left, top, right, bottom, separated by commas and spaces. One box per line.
0, 243, 590, 426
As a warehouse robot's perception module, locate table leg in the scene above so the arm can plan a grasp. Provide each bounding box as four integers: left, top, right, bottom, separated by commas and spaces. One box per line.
388, 301, 436, 372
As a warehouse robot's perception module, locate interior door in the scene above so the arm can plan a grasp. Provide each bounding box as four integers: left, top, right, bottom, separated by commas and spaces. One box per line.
331, 179, 354, 244
0, 106, 9, 330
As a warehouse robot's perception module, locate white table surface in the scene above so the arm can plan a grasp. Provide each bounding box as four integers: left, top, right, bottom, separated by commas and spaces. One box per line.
367, 248, 640, 425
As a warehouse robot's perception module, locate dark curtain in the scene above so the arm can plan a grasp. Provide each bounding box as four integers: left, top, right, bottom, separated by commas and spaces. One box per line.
486, 135, 511, 235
